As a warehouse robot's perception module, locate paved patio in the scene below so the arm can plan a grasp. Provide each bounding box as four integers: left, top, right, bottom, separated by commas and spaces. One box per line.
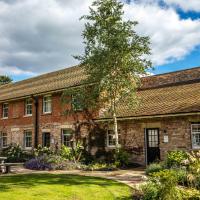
4, 166, 146, 188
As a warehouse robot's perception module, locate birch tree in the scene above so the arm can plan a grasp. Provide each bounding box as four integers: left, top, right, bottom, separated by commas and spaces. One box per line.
76, 0, 151, 148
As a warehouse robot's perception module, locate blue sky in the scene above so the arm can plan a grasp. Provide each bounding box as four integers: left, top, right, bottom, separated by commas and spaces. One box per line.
152, 44, 200, 75
0, 0, 200, 81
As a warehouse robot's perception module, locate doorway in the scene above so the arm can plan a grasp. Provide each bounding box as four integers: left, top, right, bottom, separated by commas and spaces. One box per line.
146, 128, 160, 164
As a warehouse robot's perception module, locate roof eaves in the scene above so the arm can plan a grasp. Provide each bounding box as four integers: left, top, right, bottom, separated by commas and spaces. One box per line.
95, 111, 200, 122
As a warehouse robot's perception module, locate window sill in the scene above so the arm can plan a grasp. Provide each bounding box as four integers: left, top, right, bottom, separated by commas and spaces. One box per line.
1, 146, 8, 149
1, 117, 8, 120
106, 145, 121, 149
24, 147, 32, 150
24, 115, 32, 118
192, 146, 200, 150
42, 112, 52, 116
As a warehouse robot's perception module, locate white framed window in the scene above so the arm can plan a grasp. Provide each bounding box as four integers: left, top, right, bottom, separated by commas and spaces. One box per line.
106, 129, 121, 147
24, 130, 32, 148
0, 132, 8, 148
43, 95, 52, 113
25, 98, 32, 116
62, 129, 73, 147
191, 123, 200, 149
2, 103, 8, 118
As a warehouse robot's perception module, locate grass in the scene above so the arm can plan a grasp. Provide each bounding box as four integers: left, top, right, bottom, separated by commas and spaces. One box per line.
0, 173, 132, 200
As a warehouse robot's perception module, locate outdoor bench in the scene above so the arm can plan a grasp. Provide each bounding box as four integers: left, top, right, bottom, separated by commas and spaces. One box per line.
0, 163, 24, 174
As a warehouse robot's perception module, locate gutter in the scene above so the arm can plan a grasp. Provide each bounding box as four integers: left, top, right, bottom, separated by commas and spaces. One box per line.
94, 111, 200, 122
0, 82, 89, 103
33, 96, 39, 148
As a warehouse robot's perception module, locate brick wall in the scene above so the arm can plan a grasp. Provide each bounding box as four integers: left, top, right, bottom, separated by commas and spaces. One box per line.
0, 92, 87, 149
0, 92, 199, 165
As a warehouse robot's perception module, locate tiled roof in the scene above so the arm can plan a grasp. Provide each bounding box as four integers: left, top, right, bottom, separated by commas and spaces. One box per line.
111, 81, 200, 118
0, 65, 200, 118
0, 65, 86, 101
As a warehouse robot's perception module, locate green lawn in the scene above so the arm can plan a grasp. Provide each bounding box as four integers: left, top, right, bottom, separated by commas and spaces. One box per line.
0, 174, 132, 200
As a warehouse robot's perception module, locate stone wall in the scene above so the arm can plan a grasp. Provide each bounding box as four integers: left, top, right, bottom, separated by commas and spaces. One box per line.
115, 115, 199, 165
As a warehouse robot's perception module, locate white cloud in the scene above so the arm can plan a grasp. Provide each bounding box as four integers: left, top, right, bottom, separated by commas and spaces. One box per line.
124, 2, 200, 65
0, 65, 36, 76
0, 0, 199, 78
164, 0, 200, 12
0, 0, 90, 75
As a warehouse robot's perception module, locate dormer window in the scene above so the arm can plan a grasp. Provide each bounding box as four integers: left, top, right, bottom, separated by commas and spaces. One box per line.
25, 98, 32, 116
43, 95, 52, 114
2, 103, 8, 118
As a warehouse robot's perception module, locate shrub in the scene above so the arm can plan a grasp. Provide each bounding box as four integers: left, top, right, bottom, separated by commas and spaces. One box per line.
71, 142, 84, 163
146, 163, 163, 175
25, 155, 68, 170
47, 155, 67, 170
179, 187, 200, 200
140, 181, 160, 200
84, 162, 118, 171
114, 148, 130, 167
173, 168, 188, 186
153, 169, 182, 200
60, 145, 73, 160
1, 144, 32, 162
183, 150, 200, 189
33, 145, 53, 157
24, 155, 51, 170
166, 150, 188, 168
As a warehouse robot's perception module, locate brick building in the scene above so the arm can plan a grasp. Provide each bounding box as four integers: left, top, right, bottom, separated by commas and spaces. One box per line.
0, 65, 200, 165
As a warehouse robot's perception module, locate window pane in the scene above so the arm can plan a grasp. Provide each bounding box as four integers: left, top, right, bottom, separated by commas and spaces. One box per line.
3, 103, 8, 118
43, 96, 52, 113
24, 131, 32, 148
1, 132, 7, 147
25, 99, 32, 115
62, 129, 73, 147
107, 130, 121, 147
43, 132, 50, 147
191, 124, 200, 148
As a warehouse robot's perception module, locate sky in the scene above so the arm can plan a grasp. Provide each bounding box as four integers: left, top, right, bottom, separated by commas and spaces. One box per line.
0, 0, 200, 81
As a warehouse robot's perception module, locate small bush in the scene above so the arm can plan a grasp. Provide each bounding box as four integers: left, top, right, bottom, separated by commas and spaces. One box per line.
24, 156, 51, 170
140, 181, 160, 200
153, 169, 182, 200
25, 155, 68, 170
180, 187, 200, 200
33, 145, 53, 157
1, 144, 32, 163
84, 162, 118, 171
146, 163, 163, 175
183, 150, 200, 189
173, 169, 188, 186
165, 150, 188, 168
47, 155, 67, 170
114, 148, 130, 167
60, 145, 73, 160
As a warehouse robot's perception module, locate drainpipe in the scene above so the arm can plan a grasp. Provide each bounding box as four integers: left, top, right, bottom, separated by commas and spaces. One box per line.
33, 96, 39, 148
144, 128, 148, 166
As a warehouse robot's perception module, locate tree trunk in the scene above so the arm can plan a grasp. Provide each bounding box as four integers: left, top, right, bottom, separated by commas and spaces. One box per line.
113, 111, 119, 149
111, 100, 119, 149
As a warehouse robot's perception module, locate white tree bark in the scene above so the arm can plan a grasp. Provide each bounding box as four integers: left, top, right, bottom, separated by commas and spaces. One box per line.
111, 99, 119, 149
